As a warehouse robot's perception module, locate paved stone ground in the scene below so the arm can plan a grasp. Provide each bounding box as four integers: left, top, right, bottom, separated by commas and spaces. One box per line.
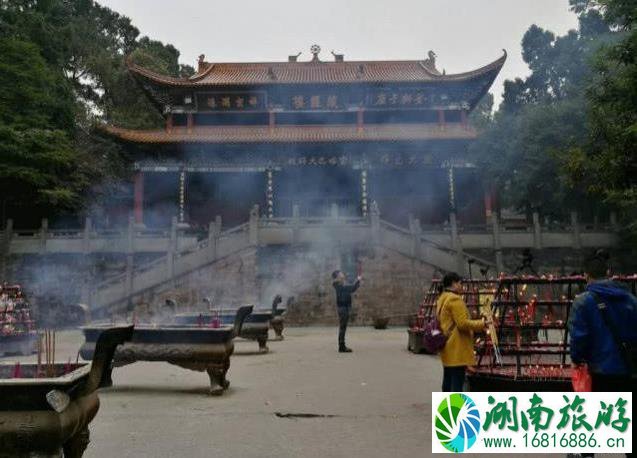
1, 327, 627, 457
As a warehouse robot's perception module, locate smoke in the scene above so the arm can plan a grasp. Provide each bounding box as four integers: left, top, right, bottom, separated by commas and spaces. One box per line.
258, 247, 328, 307
6, 254, 91, 328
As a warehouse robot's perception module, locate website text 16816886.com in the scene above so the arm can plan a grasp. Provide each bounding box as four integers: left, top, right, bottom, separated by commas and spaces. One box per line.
483, 432, 626, 450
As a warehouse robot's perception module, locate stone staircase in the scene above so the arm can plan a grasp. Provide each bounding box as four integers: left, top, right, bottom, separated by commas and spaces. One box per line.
376, 220, 493, 272
90, 216, 493, 314
91, 223, 251, 314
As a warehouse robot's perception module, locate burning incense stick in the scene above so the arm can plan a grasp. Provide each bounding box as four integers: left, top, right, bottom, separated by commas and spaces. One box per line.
52, 330, 56, 375
36, 333, 42, 377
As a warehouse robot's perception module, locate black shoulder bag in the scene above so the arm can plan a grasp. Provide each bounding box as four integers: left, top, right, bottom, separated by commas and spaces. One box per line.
590, 292, 637, 380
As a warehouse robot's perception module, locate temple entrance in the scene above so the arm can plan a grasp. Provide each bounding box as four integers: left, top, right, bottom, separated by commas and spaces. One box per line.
187, 172, 266, 229
368, 169, 449, 227
275, 167, 360, 217
144, 173, 180, 228
453, 168, 486, 225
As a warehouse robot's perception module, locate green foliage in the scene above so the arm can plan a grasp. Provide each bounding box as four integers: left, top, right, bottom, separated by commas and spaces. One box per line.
471, 98, 589, 218
0, 0, 192, 223
470, 5, 614, 220
469, 92, 494, 131
0, 37, 74, 130
0, 126, 86, 212
570, 0, 637, 239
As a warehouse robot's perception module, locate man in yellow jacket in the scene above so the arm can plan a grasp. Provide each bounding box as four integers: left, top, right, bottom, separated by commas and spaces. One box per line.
436, 272, 489, 392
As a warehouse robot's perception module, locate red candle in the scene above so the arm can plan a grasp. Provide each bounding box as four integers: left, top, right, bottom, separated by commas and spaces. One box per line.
12, 362, 21, 378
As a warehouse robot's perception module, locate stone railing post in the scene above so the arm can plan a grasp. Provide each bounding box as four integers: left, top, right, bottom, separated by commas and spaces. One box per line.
370, 207, 380, 245
39, 218, 48, 254
207, 217, 221, 261
571, 211, 581, 249
0, 219, 13, 279
168, 216, 177, 281
249, 205, 259, 246
292, 204, 300, 244
330, 203, 339, 220
532, 211, 542, 250
125, 215, 135, 306
83, 217, 92, 253
492, 213, 504, 274
411, 217, 422, 259
81, 217, 92, 303
449, 212, 465, 274
449, 212, 460, 250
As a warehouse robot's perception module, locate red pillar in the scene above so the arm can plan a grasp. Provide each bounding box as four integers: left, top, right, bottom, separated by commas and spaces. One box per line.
133, 171, 144, 225
357, 108, 364, 132
484, 185, 497, 223
165, 113, 173, 133
484, 188, 492, 221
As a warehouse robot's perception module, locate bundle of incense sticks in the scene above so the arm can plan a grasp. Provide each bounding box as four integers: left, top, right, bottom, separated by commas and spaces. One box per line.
480, 298, 502, 365
39, 330, 56, 377
36, 332, 42, 376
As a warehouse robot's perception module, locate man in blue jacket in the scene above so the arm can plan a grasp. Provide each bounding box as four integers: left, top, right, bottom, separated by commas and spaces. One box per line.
332, 270, 361, 353
569, 252, 637, 394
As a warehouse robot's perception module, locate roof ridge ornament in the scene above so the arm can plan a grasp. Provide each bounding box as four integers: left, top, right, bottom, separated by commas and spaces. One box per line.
288, 52, 302, 62
423, 50, 439, 73
310, 44, 321, 62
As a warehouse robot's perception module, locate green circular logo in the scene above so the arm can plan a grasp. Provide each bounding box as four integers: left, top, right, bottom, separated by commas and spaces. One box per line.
435, 393, 481, 453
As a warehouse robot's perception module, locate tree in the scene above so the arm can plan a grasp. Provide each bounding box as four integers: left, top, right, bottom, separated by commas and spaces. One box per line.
0, 36, 85, 220
0, 0, 194, 225
469, 6, 613, 220
564, 0, 637, 238
0, 37, 74, 130
469, 92, 494, 130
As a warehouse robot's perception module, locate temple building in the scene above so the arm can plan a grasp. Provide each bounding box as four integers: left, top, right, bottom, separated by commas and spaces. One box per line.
5, 46, 616, 321
103, 46, 506, 229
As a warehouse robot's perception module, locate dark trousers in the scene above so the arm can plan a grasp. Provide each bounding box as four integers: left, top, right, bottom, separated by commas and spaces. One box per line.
337, 306, 350, 348
592, 372, 635, 391
581, 373, 633, 458
442, 366, 466, 392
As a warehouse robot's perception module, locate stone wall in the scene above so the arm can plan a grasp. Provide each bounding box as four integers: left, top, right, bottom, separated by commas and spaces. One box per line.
129, 248, 260, 320
244, 244, 433, 326
128, 244, 435, 326
5, 244, 635, 326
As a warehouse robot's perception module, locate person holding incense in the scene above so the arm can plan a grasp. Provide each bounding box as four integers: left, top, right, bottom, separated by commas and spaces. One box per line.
331, 270, 361, 353
436, 272, 490, 392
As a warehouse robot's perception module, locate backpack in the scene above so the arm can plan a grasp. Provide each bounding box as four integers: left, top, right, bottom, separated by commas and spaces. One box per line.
423, 296, 456, 354
590, 292, 637, 380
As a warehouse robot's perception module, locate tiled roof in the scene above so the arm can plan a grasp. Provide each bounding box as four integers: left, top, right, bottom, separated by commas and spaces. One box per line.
128, 52, 506, 86
100, 123, 477, 144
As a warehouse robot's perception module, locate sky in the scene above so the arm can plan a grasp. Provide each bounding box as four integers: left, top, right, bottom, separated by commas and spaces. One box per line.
97, 0, 579, 107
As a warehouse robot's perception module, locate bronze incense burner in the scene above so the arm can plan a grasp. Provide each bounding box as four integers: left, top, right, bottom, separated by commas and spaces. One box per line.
174, 306, 271, 353
80, 305, 252, 395
0, 325, 133, 458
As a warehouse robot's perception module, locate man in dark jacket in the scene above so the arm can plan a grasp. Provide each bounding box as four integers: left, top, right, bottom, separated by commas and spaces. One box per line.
569, 252, 637, 395
332, 270, 361, 353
